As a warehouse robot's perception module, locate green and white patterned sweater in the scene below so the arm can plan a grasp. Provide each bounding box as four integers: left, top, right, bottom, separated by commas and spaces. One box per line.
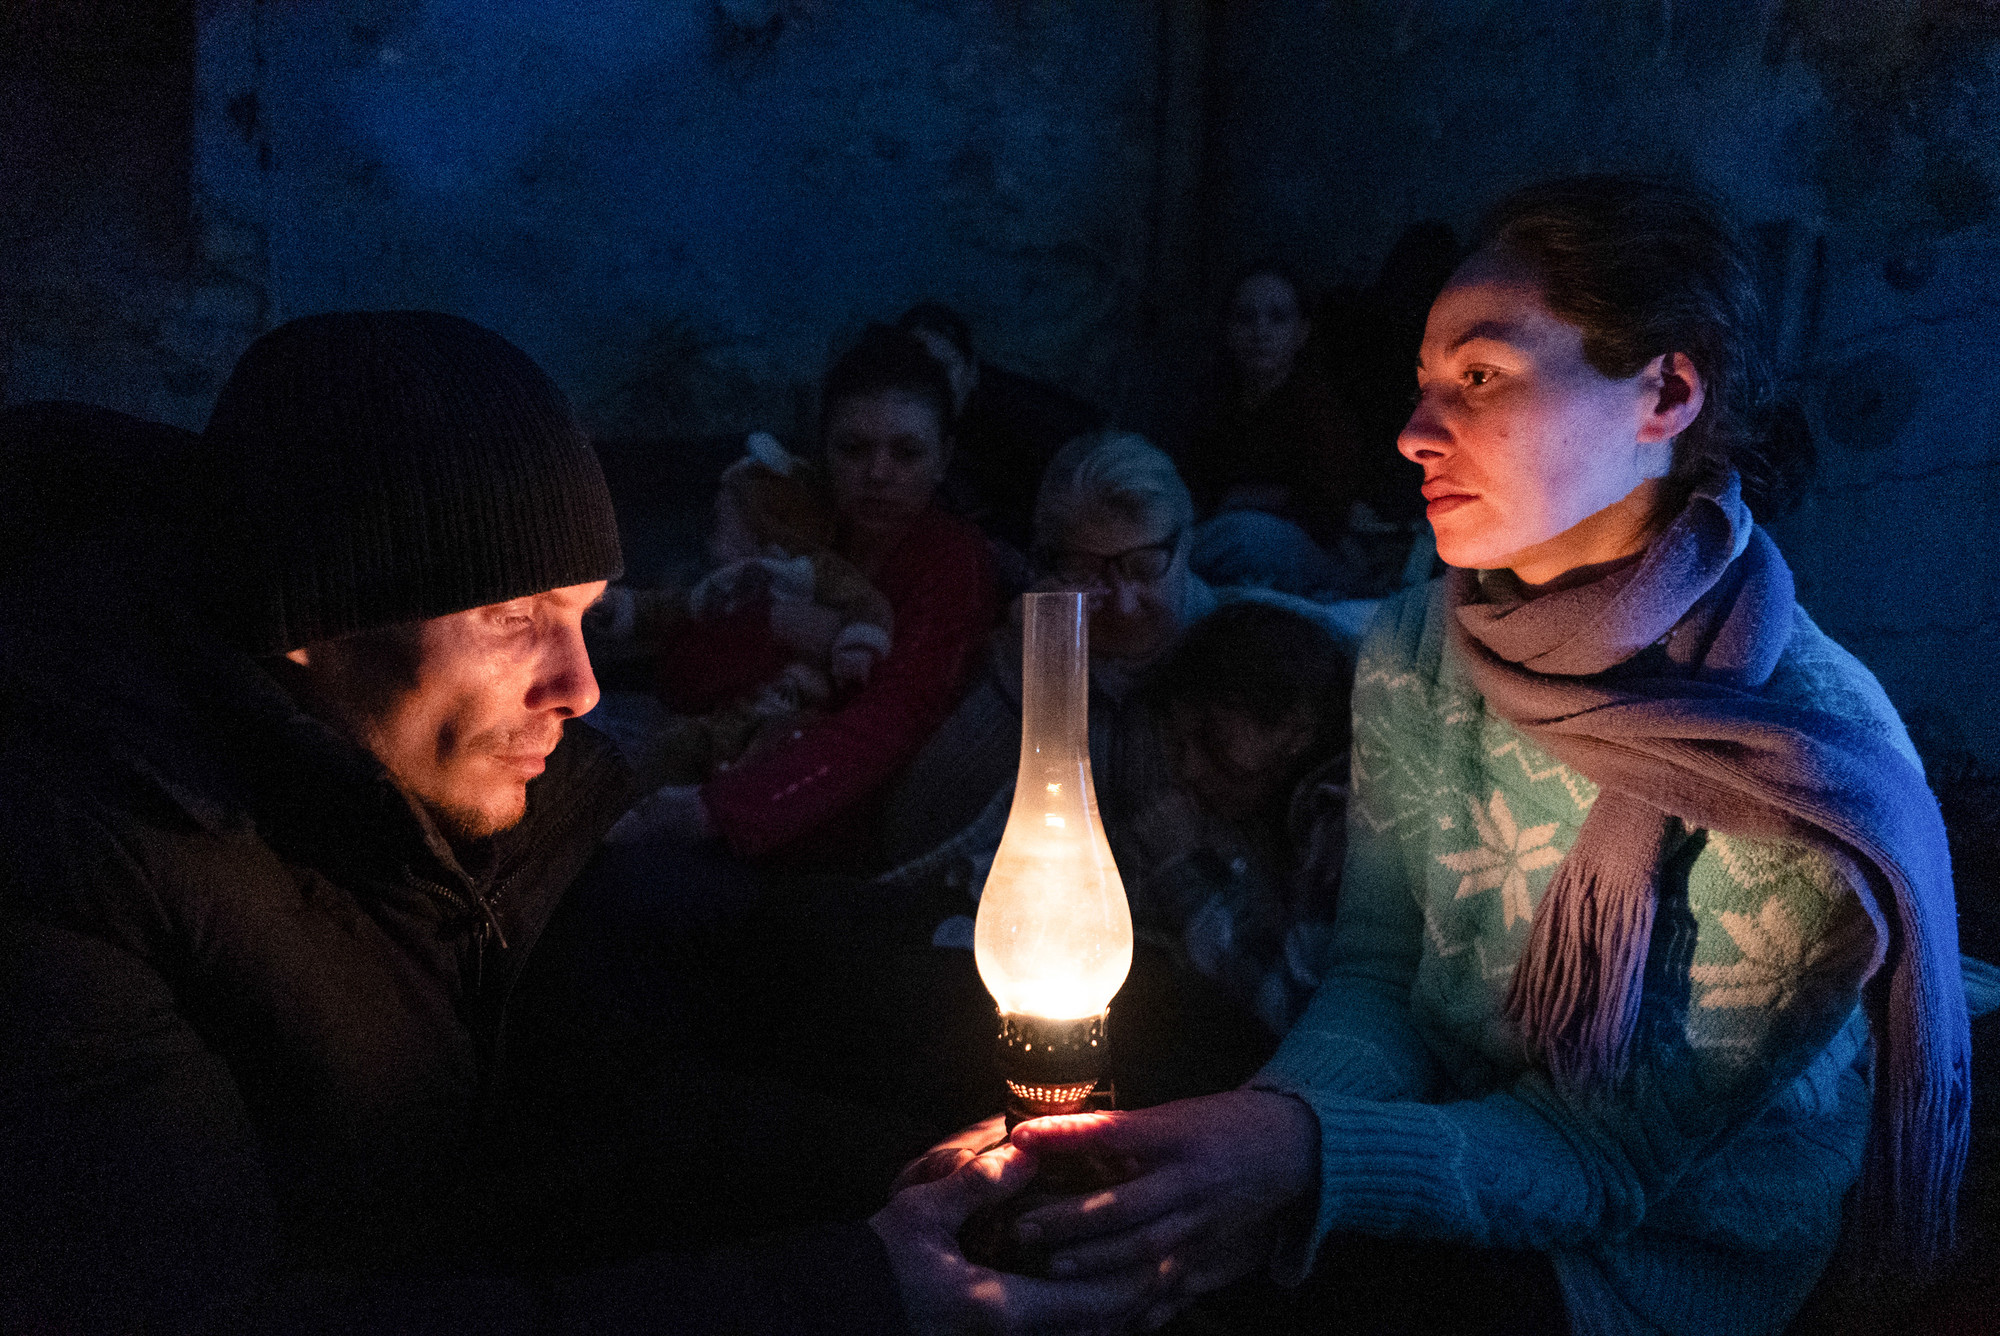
1254, 580, 1917, 1336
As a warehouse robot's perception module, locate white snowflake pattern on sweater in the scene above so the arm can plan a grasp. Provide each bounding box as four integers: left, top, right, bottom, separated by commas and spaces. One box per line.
1254, 581, 1892, 1336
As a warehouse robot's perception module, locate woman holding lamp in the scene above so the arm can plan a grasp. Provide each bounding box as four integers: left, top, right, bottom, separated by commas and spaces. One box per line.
1002, 177, 1967, 1335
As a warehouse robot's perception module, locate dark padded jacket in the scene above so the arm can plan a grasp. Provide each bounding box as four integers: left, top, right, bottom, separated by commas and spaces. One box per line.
0, 544, 911, 1335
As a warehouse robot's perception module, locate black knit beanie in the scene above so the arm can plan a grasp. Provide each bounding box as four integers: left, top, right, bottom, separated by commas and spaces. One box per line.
203, 311, 623, 654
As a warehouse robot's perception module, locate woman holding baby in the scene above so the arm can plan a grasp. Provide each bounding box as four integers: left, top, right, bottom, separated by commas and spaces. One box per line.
614, 324, 998, 865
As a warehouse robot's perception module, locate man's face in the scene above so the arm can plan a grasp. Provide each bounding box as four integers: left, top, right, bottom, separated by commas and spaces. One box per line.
289, 581, 606, 840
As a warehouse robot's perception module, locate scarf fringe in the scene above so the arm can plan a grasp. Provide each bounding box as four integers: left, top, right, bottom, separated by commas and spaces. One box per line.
1852, 947, 1973, 1277
1506, 795, 1667, 1090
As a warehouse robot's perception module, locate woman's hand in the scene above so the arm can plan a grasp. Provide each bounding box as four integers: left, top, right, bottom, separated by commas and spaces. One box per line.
870, 1143, 1172, 1335
1005, 1091, 1319, 1310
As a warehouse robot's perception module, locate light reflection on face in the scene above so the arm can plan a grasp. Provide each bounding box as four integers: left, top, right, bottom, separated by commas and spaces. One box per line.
287, 581, 606, 841
1397, 248, 1682, 584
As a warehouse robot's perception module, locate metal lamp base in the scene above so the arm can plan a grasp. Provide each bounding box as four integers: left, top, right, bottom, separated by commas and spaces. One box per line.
964, 1009, 1127, 1273
994, 1010, 1112, 1123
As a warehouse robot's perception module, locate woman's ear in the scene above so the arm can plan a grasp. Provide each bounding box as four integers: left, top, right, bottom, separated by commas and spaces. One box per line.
1638, 351, 1705, 445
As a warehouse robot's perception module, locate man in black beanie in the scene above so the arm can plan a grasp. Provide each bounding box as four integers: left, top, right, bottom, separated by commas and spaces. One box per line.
0, 313, 1165, 1335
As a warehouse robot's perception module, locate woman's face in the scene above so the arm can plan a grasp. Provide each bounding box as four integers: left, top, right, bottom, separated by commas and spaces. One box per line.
1040, 505, 1191, 664
824, 389, 950, 546
1224, 272, 1311, 386
1397, 249, 1693, 584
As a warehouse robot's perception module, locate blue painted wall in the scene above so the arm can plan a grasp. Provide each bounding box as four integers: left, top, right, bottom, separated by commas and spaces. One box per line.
176, 0, 1171, 446
4, 0, 1993, 770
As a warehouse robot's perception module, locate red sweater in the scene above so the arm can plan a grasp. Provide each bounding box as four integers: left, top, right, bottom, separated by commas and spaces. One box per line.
661, 510, 998, 859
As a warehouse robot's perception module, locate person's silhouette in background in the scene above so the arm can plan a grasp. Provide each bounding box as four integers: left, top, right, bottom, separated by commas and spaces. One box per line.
898, 302, 1104, 564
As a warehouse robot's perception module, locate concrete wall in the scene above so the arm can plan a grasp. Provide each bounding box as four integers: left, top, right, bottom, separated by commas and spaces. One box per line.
135, 0, 1185, 447
5, 0, 1993, 769
0, 3, 205, 419
1212, 0, 2000, 772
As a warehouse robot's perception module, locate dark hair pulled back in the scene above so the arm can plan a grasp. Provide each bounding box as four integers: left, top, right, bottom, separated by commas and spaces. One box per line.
1476, 175, 1813, 515
819, 323, 957, 446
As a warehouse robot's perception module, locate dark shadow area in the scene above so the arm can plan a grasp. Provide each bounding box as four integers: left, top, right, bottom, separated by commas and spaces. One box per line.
0, 1, 197, 402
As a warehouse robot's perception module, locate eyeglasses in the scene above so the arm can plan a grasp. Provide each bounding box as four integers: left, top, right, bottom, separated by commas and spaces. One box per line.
1035, 529, 1184, 588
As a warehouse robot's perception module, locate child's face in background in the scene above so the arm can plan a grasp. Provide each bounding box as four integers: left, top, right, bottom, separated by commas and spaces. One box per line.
1166, 699, 1316, 824
708, 490, 759, 566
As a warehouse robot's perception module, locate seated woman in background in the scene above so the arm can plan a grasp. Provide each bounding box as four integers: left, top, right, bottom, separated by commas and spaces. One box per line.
885, 432, 1367, 913
612, 324, 998, 867
1183, 264, 1377, 599
880, 430, 1217, 870
851, 434, 1249, 1123
1009, 176, 1966, 1336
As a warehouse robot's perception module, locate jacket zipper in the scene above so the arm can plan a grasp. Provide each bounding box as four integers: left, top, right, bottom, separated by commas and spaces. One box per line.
412, 875, 509, 992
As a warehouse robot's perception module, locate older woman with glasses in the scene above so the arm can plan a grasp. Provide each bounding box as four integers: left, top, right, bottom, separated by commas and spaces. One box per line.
882, 432, 1218, 866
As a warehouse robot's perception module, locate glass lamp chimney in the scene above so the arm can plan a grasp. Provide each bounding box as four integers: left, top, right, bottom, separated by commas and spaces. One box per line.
973, 591, 1133, 1118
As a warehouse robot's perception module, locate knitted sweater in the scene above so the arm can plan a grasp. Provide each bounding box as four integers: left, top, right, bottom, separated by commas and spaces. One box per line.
1253, 580, 1912, 1336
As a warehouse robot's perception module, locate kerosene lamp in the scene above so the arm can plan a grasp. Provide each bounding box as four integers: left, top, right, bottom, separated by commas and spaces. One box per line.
973, 589, 1133, 1123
